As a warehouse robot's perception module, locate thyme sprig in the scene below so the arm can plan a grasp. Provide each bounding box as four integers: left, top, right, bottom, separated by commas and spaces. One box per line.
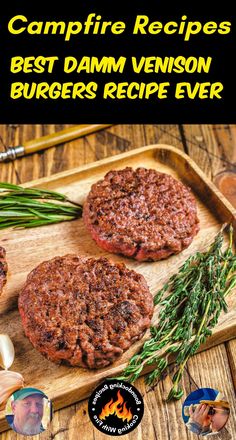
116, 225, 236, 401
0, 182, 82, 229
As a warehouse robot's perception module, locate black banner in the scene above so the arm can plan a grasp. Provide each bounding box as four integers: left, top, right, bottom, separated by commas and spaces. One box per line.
0, 1, 235, 123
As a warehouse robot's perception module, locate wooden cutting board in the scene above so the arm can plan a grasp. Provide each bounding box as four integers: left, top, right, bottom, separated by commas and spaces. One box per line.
0, 144, 236, 432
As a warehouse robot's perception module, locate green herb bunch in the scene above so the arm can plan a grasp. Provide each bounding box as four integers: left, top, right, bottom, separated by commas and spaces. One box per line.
117, 225, 236, 401
0, 183, 82, 229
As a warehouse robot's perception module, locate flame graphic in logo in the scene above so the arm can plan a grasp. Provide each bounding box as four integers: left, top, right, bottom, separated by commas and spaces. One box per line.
99, 390, 133, 422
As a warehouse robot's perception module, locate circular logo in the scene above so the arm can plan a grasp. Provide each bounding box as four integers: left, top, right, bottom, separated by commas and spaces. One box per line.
88, 380, 144, 436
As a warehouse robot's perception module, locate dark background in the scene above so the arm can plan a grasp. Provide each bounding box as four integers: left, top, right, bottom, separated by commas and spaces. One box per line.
0, 1, 235, 123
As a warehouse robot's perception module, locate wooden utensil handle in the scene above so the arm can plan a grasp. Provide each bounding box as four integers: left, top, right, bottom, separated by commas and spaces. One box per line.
24, 124, 112, 154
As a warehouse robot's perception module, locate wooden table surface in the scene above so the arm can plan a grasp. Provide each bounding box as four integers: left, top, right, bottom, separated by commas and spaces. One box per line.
0, 124, 236, 440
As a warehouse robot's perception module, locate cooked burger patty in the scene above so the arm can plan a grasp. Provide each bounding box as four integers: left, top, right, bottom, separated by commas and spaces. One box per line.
18, 255, 153, 369
83, 167, 200, 261
0, 246, 7, 294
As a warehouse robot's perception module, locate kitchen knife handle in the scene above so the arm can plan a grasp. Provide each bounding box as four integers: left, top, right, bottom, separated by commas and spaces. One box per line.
24, 124, 112, 154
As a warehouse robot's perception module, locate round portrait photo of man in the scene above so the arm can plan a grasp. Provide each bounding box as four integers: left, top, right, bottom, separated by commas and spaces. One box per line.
182, 388, 230, 437
5, 387, 52, 436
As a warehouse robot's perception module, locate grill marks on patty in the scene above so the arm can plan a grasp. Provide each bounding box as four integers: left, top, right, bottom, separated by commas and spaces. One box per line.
0, 246, 7, 294
18, 255, 154, 369
83, 167, 200, 261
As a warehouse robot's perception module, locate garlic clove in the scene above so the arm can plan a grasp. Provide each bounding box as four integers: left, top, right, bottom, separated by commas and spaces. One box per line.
0, 334, 15, 370
0, 370, 24, 411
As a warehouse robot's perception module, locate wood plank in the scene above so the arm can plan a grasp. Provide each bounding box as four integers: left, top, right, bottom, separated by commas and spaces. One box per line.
0, 145, 236, 434
183, 124, 236, 179
183, 125, 228, 180
8, 344, 231, 440
4, 123, 235, 199
226, 339, 236, 392
212, 125, 236, 166
183, 124, 236, 212
0, 125, 17, 184
5, 123, 235, 186
183, 124, 223, 180
1, 125, 184, 184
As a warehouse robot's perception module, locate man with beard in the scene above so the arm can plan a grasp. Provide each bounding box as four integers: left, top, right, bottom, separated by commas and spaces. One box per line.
10, 388, 47, 435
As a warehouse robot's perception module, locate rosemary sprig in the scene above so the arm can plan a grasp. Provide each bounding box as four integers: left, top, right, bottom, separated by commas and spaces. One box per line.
0, 182, 83, 228
116, 225, 236, 401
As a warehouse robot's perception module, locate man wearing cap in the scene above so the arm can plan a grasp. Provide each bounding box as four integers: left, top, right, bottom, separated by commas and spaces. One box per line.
9, 388, 46, 435
186, 400, 230, 436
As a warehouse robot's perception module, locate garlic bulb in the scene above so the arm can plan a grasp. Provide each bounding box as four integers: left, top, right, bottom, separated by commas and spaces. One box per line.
0, 334, 15, 370
0, 370, 24, 410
